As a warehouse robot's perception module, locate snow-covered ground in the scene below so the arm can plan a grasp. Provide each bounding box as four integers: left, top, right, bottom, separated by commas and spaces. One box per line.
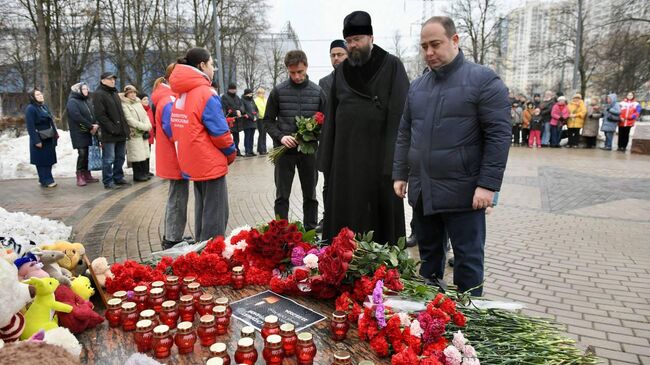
0, 206, 72, 248
0, 129, 136, 180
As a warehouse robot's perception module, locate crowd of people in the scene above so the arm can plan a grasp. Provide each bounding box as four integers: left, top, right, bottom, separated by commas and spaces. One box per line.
22, 11, 643, 296
506, 90, 642, 150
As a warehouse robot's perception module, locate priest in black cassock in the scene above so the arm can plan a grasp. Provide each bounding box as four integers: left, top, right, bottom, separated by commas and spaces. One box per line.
318, 11, 410, 245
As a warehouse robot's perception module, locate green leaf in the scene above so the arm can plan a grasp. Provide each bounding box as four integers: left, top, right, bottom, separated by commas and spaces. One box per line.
397, 236, 405, 250
388, 251, 398, 267
302, 229, 317, 243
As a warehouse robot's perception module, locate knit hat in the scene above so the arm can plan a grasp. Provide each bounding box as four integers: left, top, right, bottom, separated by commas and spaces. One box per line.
343, 11, 373, 38
557, 96, 567, 102
330, 39, 347, 51
123, 85, 138, 94
243, 88, 253, 95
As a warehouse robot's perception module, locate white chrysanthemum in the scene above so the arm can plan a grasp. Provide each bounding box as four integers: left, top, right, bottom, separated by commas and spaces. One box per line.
409, 319, 424, 337
303, 253, 319, 269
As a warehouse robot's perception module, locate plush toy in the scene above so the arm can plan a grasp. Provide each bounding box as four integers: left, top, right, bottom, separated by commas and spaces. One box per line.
41, 241, 86, 273
31, 248, 73, 286
1, 248, 18, 263
70, 276, 94, 301
0, 336, 80, 364
0, 258, 33, 343
54, 284, 103, 334
89, 257, 113, 288
20, 277, 73, 340
15, 252, 50, 280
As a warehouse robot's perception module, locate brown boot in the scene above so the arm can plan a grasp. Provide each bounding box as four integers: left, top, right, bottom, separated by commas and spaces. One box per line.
83, 170, 99, 183
76, 171, 87, 186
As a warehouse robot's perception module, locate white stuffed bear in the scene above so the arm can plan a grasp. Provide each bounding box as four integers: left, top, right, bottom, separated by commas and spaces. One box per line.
88, 257, 113, 288
0, 257, 33, 342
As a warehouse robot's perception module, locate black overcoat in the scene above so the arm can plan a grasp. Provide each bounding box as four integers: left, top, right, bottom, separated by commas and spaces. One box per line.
66, 91, 95, 149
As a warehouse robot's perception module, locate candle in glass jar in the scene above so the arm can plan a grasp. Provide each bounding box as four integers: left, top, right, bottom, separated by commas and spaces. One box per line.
231, 266, 245, 289
213, 305, 230, 335
263, 334, 285, 365
179, 294, 196, 322
197, 314, 217, 346
234, 337, 258, 365
240, 325, 256, 339
295, 332, 317, 365
105, 298, 123, 327
148, 287, 165, 313
120, 301, 138, 331
112, 290, 127, 301
187, 282, 203, 309
209, 342, 231, 365
174, 321, 196, 355
206, 358, 224, 365
332, 351, 352, 365
134, 319, 154, 353
198, 293, 215, 316
182, 276, 196, 295
165, 275, 181, 300
152, 324, 173, 359
160, 300, 179, 329
151, 280, 165, 292
133, 285, 149, 312
280, 323, 297, 356
139, 309, 158, 327
261, 315, 280, 339
214, 297, 232, 318
330, 310, 349, 341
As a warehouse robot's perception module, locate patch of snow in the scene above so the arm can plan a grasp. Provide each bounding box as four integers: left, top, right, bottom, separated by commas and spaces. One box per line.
0, 207, 72, 248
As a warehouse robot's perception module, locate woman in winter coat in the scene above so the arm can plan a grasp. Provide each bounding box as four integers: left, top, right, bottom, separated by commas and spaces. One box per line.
600, 93, 620, 151
66, 82, 99, 186
120, 85, 151, 181
618, 91, 642, 152
550, 96, 570, 148
582, 97, 602, 149
240, 88, 258, 156
25, 89, 58, 187
566, 93, 587, 148
169, 47, 236, 241
138, 92, 155, 176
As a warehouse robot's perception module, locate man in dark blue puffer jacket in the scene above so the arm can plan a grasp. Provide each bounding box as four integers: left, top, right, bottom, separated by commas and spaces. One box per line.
392, 16, 511, 296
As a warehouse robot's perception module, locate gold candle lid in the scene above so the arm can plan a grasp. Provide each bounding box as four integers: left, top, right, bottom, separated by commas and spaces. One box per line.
177, 321, 193, 333
206, 358, 224, 365
358, 361, 375, 365
334, 351, 351, 360
151, 280, 165, 288
162, 300, 177, 310
180, 294, 194, 303
266, 334, 282, 344
232, 266, 244, 273
213, 305, 227, 316
188, 282, 201, 290
107, 298, 122, 308
140, 309, 155, 318
333, 310, 347, 320
297, 332, 313, 342
166, 275, 179, 283
241, 326, 255, 335
210, 342, 227, 353
133, 285, 147, 294
200, 314, 215, 325
215, 297, 229, 305
264, 315, 278, 324
200, 293, 214, 303
237, 337, 254, 347
153, 324, 170, 335
112, 290, 127, 299
183, 276, 196, 284
121, 301, 136, 311
150, 287, 164, 296
136, 319, 152, 329
280, 323, 295, 332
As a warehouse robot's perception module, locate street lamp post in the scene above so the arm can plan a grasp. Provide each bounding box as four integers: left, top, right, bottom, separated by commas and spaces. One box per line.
213, 0, 226, 94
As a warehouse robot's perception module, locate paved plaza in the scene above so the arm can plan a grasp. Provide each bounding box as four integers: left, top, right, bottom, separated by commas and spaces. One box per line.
1, 146, 649, 364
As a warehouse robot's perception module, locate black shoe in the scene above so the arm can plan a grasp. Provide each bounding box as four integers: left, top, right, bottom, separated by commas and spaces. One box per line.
424, 275, 448, 293
104, 183, 122, 190
114, 179, 131, 186
246, 152, 257, 157
147, 172, 154, 177
406, 234, 417, 247
600, 147, 611, 150
315, 219, 323, 234
236, 152, 243, 157
448, 256, 455, 267
258, 151, 268, 156
161, 238, 180, 250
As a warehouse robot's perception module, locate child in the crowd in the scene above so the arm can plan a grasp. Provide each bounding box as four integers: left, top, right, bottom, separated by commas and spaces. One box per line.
511, 101, 523, 146
522, 101, 534, 147
529, 108, 543, 148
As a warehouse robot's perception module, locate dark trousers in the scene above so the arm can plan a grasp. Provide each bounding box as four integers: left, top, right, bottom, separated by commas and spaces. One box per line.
232, 130, 241, 154
36, 165, 55, 186
521, 128, 529, 146
550, 125, 561, 147
256, 120, 267, 154
584, 136, 597, 148
243, 129, 255, 155
101, 141, 126, 186
413, 197, 486, 296
194, 177, 228, 241
132, 161, 148, 181
512, 125, 521, 144
618, 126, 632, 150
76, 147, 89, 172
274, 153, 318, 230
165, 179, 189, 242
568, 128, 581, 146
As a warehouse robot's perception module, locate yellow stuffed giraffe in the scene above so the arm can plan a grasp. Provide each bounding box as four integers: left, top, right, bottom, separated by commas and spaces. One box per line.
20, 277, 73, 340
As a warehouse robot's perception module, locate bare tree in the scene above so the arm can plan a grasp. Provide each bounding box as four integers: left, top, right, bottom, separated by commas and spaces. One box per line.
595, 30, 650, 94
392, 30, 407, 61
447, 0, 500, 65
263, 34, 287, 88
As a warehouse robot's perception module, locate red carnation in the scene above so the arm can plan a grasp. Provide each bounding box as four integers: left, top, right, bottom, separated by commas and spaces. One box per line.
391, 346, 419, 365
314, 112, 325, 125
439, 297, 457, 315
452, 312, 467, 327
370, 334, 390, 357
420, 357, 444, 365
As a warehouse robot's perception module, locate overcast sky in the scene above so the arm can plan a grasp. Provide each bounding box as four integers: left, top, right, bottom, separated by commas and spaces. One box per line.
267, 0, 521, 81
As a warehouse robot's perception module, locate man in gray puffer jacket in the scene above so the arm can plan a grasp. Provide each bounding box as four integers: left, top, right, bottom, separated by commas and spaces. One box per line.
392, 16, 511, 296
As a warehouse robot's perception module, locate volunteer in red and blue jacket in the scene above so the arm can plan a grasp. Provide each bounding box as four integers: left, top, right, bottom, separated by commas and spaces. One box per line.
152, 63, 189, 249
393, 17, 511, 296
617, 91, 642, 152
168, 48, 237, 241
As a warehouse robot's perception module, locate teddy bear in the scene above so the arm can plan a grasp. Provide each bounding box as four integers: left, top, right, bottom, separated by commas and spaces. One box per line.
15, 252, 50, 281
54, 283, 103, 334
20, 277, 73, 340
70, 276, 95, 301
89, 257, 113, 288
31, 248, 73, 286
41, 241, 86, 273
0, 258, 33, 343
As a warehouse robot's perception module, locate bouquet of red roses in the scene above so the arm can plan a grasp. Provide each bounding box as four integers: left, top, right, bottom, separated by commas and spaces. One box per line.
268, 112, 325, 164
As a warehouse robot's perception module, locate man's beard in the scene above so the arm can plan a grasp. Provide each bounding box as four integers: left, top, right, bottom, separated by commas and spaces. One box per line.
348, 44, 372, 66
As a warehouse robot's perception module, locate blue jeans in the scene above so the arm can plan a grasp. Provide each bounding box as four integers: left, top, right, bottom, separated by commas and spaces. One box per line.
35, 165, 54, 186
541, 121, 551, 145
243, 129, 255, 154
550, 125, 561, 147
102, 141, 126, 186
604, 131, 614, 149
